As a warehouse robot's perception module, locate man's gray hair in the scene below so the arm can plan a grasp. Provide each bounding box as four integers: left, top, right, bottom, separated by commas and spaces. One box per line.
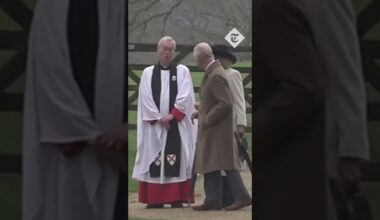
157, 36, 176, 49
193, 43, 214, 61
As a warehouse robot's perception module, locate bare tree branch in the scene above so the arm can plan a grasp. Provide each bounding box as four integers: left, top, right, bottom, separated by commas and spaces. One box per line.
130, 11, 167, 33
161, 0, 184, 36
180, 8, 246, 36
128, 0, 251, 45
128, 0, 159, 26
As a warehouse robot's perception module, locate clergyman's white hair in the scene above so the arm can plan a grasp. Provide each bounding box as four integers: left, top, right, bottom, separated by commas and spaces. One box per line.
157, 36, 176, 49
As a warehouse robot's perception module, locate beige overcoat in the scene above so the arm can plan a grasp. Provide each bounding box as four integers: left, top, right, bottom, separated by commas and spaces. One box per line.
194, 61, 240, 174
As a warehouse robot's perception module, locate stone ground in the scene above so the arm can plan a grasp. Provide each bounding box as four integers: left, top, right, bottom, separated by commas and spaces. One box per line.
128, 170, 252, 220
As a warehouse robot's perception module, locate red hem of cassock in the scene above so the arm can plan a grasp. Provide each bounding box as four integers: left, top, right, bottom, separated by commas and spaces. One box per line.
138, 179, 195, 204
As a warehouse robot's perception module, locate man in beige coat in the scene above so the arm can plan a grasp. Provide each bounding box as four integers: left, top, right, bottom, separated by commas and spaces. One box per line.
211, 44, 249, 207
211, 44, 247, 139
192, 43, 251, 211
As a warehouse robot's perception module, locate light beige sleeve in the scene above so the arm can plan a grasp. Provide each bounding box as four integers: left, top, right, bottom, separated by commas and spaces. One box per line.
227, 69, 247, 127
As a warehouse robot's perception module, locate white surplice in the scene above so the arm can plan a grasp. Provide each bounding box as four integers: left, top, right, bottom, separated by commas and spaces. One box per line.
132, 64, 197, 184
22, 0, 125, 220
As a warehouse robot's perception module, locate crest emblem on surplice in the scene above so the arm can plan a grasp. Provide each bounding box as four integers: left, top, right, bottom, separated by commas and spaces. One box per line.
154, 153, 161, 166
167, 154, 176, 166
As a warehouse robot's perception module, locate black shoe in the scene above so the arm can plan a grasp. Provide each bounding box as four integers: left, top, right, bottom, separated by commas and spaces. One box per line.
171, 202, 183, 208
146, 204, 164, 209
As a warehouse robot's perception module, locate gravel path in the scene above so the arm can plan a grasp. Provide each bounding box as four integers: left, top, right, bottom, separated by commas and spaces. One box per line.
128, 170, 252, 220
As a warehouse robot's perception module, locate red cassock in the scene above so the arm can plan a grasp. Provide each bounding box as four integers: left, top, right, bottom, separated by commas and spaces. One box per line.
138, 179, 194, 204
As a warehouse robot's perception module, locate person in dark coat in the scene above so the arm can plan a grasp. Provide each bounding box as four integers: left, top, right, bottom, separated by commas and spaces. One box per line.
254, 0, 370, 219
253, 0, 329, 219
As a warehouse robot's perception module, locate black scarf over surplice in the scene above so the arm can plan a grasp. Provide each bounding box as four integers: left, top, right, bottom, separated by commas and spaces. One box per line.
67, 0, 127, 219
149, 63, 182, 178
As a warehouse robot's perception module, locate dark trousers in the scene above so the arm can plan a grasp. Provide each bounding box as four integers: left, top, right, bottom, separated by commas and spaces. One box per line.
225, 170, 250, 201
204, 170, 250, 207
204, 171, 223, 206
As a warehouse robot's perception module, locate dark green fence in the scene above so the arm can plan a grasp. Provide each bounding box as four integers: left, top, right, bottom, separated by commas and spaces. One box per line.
0, 0, 379, 177
0, 0, 380, 218
0, 1, 379, 175
127, 43, 252, 131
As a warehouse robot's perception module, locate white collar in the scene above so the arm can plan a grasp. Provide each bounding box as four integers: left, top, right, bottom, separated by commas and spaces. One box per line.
205, 59, 216, 72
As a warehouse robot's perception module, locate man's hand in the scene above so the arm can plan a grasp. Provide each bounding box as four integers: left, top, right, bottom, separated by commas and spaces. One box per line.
97, 123, 128, 151
57, 142, 85, 157
237, 125, 245, 138
160, 114, 174, 129
194, 102, 200, 110
339, 157, 362, 197
90, 123, 128, 171
191, 111, 198, 124
92, 135, 127, 171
